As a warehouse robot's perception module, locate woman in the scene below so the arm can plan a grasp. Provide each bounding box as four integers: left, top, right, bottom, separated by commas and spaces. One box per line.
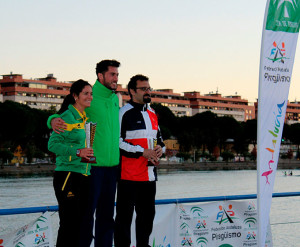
48, 79, 94, 247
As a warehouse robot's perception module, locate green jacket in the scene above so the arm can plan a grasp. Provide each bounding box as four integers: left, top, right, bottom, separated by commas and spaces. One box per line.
86, 80, 120, 167
47, 81, 120, 167
48, 105, 91, 175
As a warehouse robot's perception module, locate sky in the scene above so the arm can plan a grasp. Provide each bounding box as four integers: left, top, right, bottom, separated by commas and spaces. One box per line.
1, 0, 300, 103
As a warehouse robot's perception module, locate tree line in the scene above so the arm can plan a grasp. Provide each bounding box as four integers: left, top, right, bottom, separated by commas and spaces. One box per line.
1, 101, 300, 164
0, 100, 54, 164
151, 103, 300, 161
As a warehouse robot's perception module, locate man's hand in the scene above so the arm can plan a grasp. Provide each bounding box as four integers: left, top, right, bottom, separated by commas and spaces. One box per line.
51, 118, 67, 134
143, 149, 158, 165
154, 145, 163, 158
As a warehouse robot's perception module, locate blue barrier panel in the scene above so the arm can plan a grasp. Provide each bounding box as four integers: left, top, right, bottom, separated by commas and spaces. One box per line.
1, 192, 300, 216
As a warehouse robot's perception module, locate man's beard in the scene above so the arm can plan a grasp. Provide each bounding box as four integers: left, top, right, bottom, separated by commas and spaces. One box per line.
143, 94, 151, 103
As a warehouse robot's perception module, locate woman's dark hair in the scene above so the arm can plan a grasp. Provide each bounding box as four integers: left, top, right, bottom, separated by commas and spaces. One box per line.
58, 79, 91, 114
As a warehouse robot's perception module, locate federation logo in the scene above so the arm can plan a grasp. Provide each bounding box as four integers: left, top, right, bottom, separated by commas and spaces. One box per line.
181, 237, 193, 246
195, 220, 207, 229
215, 205, 237, 224
246, 231, 257, 240
248, 202, 256, 211
35, 232, 46, 244
267, 41, 289, 63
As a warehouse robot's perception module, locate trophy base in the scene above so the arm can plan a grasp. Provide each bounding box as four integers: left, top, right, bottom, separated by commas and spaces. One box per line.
147, 161, 159, 166
81, 156, 97, 164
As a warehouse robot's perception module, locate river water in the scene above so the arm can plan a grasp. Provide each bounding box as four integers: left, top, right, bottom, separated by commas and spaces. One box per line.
1, 169, 300, 246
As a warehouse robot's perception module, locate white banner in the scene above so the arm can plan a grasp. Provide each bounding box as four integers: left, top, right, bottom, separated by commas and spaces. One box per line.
0, 212, 54, 247
257, 1, 300, 246
129, 200, 272, 247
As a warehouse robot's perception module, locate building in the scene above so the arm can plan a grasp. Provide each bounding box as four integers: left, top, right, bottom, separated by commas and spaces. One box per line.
0, 73, 71, 110
163, 139, 180, 157
254, 100, 300, 124
286, 101, 300, 124
3, 72, 300, 124
184, 91, 255, 122
116, 85, 192, 117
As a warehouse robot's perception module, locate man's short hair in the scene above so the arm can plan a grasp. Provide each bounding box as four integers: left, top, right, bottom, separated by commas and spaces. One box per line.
127, 74, 149, 98
95, 59, 120, 75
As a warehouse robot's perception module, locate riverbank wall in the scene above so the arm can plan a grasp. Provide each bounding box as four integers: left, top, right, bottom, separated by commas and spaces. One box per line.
1, 159, 300, 177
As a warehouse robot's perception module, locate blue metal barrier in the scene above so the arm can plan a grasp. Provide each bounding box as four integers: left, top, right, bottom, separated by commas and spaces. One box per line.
1, 192, 300, 216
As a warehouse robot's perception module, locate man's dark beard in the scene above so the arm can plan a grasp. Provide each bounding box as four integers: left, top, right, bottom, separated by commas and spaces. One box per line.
143, 94, 151, 103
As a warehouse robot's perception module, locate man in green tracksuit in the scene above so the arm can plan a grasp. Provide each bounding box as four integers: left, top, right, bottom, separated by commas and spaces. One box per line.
49, 60, 120, 247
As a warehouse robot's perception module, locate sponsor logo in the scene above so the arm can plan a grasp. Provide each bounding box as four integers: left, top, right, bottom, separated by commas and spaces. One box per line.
179, 205, 191, 221
15, 243, 25, 247
190, 206, 205, 217
262, 101, 286, 184
0, 239, 3, 247
218, 244, 233, 247
196, 237, 208, 247
67, 191, 75, 197
179, 205, 187, 215
267, 41, 289, 63
215, 205, 237, 224
151, 236, 171, 247
266, 0, 300, 33
180, 222, 191, 234
244, 217, 257, 228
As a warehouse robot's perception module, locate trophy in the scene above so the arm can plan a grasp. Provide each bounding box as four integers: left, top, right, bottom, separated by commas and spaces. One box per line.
81, 122, 97, 163
147, 138, 158, 166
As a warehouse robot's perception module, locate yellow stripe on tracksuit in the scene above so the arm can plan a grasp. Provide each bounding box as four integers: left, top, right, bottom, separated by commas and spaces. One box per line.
62, 172, 71, 191
65, 122, 85, 162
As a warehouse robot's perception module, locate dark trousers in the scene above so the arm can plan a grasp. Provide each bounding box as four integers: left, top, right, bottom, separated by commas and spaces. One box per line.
114, 180, 156, 247
53, 171, 90, 247
80, 166, 119, 247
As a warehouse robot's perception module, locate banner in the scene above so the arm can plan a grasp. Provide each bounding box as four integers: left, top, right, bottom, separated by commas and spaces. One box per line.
257, 0, 300, 246
0, 212, 54, 247
129, 201, 272, 247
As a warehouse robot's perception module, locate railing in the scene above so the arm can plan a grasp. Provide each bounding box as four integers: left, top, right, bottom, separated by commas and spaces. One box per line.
1, 191, 300, 216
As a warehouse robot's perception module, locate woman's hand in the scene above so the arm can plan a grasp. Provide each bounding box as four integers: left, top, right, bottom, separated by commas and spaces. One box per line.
76, 148, 94, 160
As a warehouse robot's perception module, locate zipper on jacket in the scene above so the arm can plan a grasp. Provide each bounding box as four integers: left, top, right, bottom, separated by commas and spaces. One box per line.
85, 163, 89, 175
69, 144, 73, 162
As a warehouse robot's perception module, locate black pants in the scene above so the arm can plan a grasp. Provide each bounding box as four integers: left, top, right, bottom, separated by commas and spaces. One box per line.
114, 180, 156, 247
79, 166, 119, 247
53, 171, 90, 247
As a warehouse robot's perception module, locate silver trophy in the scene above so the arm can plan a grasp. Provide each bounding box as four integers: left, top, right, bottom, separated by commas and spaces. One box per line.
81, 122, 97, 163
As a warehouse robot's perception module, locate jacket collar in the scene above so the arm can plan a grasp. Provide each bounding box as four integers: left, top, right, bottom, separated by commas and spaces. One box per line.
129, 100, 148, 111
93, 80, 115, 98
68, 104, 88, 122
